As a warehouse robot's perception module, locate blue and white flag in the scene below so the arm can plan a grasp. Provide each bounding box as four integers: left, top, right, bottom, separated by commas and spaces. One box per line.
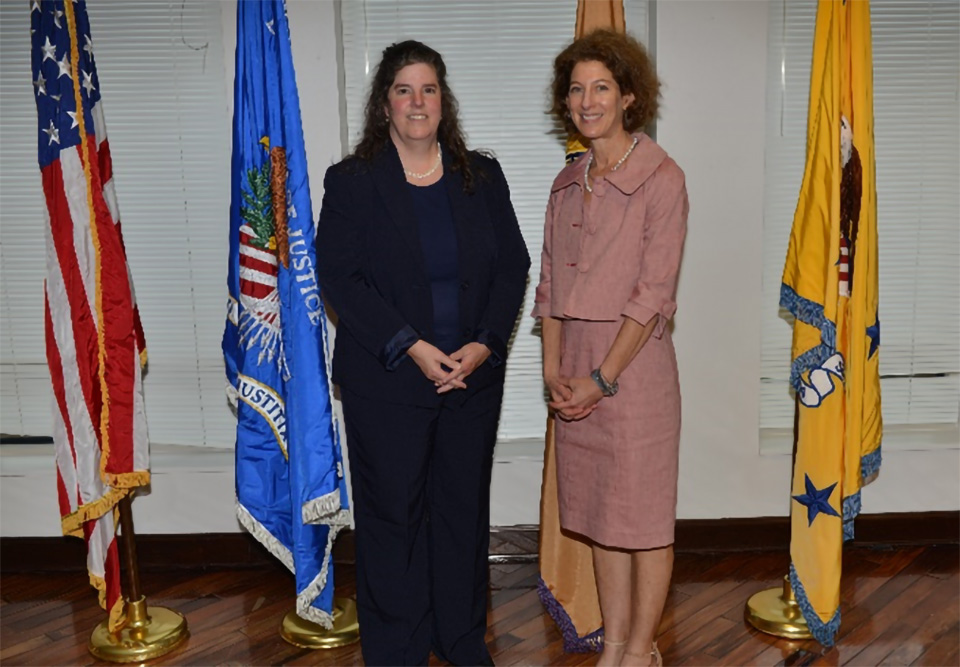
223, 0, 349, 627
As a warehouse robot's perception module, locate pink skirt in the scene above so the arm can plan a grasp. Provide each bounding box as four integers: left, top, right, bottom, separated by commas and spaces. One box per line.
554, 318, 681, 549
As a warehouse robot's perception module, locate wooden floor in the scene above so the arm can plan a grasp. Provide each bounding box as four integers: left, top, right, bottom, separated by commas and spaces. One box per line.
1, 544, 956, 666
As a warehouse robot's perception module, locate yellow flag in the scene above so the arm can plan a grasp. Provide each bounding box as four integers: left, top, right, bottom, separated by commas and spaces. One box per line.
538, 0, 624, 652
782, 0, 882, 646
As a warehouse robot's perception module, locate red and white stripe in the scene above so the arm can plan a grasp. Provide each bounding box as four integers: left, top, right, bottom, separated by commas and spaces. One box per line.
838, 234, 851, 297
239, 225, 279, 293
43, 95, 149, 630
239, 224, 280, 326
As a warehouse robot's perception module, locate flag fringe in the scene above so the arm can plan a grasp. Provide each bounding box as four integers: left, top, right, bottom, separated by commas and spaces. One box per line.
842, 491, 861, 541
537, 577, 604, 653
789, 562, 841, 647
780, 283, 839, 392
103, 470, 151, 489
860, 446, 882, 480
839, 446, 883, 540
60, 486, 129, 537
89, 571, 126, 633
294, 520, 343, 629
301, 489, 347, 525
225, 376, 239, 409
239, 502, 350, 629
237, 503, 295, 572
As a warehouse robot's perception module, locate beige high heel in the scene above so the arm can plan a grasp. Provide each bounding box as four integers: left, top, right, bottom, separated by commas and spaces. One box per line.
622, 641, 662, 666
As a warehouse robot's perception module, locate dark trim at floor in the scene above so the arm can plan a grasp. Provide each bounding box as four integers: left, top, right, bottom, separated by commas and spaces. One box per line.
674, 511, 959, 552
0, 531, 355, 574
2, 511, 956, 574
0, 435, 53, 445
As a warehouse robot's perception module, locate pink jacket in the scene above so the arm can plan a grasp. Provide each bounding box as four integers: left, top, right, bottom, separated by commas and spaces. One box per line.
532, 133, 688, 338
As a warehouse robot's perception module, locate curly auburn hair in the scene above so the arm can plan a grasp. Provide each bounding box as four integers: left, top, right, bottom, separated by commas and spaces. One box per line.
352, 40, 476, 192
550, 29, 660, 135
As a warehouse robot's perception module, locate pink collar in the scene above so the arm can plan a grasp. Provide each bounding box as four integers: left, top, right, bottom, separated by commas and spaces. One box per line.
550, 132, 668, 195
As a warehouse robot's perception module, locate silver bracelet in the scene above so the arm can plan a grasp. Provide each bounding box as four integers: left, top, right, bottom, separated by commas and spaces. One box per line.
590, 368, 619, 397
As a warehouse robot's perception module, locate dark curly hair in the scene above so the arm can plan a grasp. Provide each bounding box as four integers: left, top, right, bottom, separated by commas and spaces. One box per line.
352, 40, 476, 192
550, 30, 660, 135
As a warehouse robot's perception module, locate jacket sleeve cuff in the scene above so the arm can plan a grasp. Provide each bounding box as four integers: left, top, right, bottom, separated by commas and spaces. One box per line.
531, 280, 551, 319
380, 325, 420, 371
622, 299, 674, 339
475, 328, 506, 368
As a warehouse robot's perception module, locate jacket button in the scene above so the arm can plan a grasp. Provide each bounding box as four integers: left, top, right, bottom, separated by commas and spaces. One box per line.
463, 328, 472, 337
460, 280, 470, 291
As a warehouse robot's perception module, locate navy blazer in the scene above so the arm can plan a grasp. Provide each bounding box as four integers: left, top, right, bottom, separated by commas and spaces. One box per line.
316, 143, 530, 407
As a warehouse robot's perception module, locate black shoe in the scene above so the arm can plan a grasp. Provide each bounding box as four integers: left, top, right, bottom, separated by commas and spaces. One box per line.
474, 652, 495, 666
442, 651, 494, 666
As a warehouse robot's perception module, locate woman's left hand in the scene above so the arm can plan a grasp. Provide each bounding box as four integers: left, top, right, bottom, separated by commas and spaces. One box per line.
550, 376, 603, 421
437, 342, 491, 393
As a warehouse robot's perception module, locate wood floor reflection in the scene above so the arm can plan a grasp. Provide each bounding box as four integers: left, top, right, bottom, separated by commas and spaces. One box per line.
1, 544, 956, 665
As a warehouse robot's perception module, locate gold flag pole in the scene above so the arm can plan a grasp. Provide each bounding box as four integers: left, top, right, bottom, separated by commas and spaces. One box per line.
88, 495, 189, 662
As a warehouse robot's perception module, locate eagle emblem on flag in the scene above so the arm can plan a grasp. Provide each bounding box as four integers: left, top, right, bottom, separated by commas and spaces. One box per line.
237, 139, 295, 370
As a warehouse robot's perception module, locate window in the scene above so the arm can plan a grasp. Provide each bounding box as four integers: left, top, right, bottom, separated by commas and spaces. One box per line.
760, 0, 959, 450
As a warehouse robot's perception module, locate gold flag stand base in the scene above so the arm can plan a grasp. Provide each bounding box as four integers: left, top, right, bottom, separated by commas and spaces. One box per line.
89, 597, 189, 663
87, 496, 189, 662
745, 575, 813, 640
280, 597, 360, 649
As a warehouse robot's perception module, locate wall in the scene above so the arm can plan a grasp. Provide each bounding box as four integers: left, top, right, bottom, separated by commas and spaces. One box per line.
2, 0, 956, 537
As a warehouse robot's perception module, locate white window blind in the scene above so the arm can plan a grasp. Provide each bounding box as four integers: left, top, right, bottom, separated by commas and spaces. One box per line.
340, 0, 649, 441
761, 0, 960, 432
0, 1, 234, 447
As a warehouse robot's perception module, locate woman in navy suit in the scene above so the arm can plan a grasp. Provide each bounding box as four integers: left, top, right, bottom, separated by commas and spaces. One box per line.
316, 40, 530, 666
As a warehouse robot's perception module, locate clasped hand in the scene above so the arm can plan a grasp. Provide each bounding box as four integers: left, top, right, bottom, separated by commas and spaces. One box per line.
546, 375, 603, 421
407, 340, 491, 394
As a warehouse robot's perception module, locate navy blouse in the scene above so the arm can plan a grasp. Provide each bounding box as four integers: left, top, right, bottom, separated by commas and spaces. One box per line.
408, 178, 460, 354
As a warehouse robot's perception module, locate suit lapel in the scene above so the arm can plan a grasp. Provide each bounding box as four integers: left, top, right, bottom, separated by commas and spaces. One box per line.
443, 153, 484, 288
371, 143, 427, 273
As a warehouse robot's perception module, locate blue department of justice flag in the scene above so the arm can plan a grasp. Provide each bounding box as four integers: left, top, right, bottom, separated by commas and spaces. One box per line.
222, 0, 350, 627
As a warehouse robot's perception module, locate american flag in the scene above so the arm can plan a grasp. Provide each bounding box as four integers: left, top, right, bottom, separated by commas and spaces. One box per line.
31, 0, 149, 632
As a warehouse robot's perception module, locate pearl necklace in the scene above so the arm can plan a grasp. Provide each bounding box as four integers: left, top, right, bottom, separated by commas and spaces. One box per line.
584, 136, 638, 193
404, 144, 442, 180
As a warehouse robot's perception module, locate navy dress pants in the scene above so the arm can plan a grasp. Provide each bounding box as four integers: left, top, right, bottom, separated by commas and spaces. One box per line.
340, 384, 501, 666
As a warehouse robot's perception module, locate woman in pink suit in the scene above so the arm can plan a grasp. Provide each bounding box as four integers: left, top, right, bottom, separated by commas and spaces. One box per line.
533, 30, 688, 667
